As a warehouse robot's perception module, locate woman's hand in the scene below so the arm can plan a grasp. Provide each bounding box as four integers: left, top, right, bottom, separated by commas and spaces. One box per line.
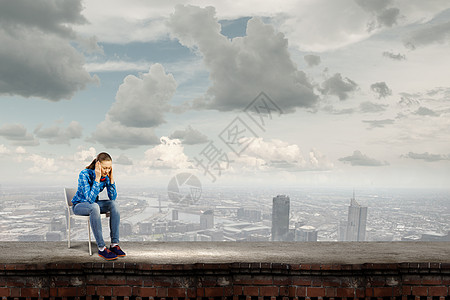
109, 165, 114, 184
95, 161, 101, 182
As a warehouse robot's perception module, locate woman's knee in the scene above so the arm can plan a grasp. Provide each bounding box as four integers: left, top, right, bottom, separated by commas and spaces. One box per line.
90, 203, 101, 215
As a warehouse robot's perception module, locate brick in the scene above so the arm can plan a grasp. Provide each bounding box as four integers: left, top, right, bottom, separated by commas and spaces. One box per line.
403, 275, 422, 285
205, 287, 224, 297
411, 286, 428, 296
292, 278, 312, 285
0, 288, 9, 296
288, 286, 296, 297
168, 288, 186, 298
243, 286, 259, 296
325, 287, 337, 297
373, 287, 393, 297
10, 288, 20, 298
259, 286, 278, 296
233, 286, 242, 295
156, 287, 168, 297
97, 286, 112, 296
135, 287, 156, 297
20, 288, 39, 298
322, 278, 341, 287
428, 286, 448, 296
421, 276, 443, 285
402, 286, 412, 295
295, 287, 306, 297
307, 287, 325, 297
336, 288, 354, 298
300, 264, 311, 270
58, 287, 84, 297
279, 286, 289, 296
106, 278, 127, 285
113, 286, 132, 296
253, 276, 273, 285
273, 276, 290, 286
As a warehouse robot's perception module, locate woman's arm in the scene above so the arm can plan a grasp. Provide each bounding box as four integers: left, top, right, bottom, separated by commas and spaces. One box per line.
107, 165, 117, 200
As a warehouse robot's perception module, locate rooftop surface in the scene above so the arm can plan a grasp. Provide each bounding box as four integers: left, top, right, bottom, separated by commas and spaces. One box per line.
2, 241, 449, 265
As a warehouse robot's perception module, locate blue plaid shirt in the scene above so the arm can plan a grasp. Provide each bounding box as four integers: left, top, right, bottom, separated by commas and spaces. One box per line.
71, 168, 117, 206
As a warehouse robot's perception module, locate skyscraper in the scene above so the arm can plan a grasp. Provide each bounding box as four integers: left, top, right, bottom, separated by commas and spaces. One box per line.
345, 192, 368, 241
271, 195, 290, 241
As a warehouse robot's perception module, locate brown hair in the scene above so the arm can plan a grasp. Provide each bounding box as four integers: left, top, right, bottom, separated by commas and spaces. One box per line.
86, 152, 112, 170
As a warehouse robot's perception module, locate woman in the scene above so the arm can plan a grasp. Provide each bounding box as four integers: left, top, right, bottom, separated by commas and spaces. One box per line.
72, 152, 126, 260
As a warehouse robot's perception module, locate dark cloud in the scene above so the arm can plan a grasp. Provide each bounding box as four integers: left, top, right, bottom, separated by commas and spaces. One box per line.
382, 51, 406, 61
115, 154, 133, 165
34, 121, 82, 145
168, 5, 318, 113
402, 152, 449, 162
362, 119, 395, 129
304, 55, 321, 67
0, 0, 98, 101
320, 73, 358, 101
355, 0, 400, 30
414, 106, 440, 117
404, 20, 450, 49
339, 150, 389, 166
88, 117, 160, 150
169, 125, 208, 145
370, 82, 392, 98
0, 123, 39, 146
398, 94, 420, 107
360, 101, 388, 113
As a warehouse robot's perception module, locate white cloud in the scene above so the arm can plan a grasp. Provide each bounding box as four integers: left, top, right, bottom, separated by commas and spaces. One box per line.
0, 0, 98, 101
168, 5, 318, 113
232, 138, 333, 172
0, 144, 11, 155
143, 137, 192, 169
107, 63, 177, 128
74, 146, 97, 163
85, 60, 153, 72
25, 154, 59, 174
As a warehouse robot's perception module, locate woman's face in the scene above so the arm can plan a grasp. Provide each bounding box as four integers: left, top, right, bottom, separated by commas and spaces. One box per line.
100, 160, 112, 177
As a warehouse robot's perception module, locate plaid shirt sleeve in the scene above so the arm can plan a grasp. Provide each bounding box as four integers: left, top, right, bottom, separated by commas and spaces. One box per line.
106, 177, 117, 201
78, 169, 100, 204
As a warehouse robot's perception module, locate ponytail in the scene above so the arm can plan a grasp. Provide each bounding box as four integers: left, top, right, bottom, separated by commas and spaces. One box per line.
86, 152, 112, 170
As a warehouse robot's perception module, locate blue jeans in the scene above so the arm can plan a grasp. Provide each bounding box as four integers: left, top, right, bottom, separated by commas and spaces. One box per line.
73, 200, 120, 248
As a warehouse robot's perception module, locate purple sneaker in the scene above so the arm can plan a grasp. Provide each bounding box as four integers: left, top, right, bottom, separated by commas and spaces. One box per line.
109, 245, 126, 257
98, 248, 117, 260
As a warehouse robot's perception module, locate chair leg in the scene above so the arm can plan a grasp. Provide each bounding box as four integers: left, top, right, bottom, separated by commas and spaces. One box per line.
68, 217, 71, 249
88, 219, 92, 256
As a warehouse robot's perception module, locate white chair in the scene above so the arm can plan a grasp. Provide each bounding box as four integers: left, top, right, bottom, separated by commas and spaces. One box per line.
64, 188, 110, 255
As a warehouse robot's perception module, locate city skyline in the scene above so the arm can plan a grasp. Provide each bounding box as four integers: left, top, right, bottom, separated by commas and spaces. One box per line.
0, 1, 449, 189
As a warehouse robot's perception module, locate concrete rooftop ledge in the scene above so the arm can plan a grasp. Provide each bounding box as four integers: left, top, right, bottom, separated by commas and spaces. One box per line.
1, 241, 449, 265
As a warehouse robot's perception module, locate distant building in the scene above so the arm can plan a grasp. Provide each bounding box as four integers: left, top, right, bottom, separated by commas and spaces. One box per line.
237, 208, 262, 222
120, 221, 133, 236
138, 222, 152, 235
295, 225, 318, 242
420, 231, 450, 241
172, 209, 179, 221
345, 193, 367, 241
271, 195, 290, 241
200, 210, 214, 230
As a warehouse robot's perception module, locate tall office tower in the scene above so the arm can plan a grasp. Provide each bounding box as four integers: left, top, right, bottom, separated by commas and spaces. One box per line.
345, 192, 368, 241
271, 195, 290, 241
200, 210, 214, 230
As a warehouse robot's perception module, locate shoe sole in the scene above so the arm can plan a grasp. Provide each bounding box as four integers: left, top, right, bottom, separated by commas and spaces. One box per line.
98, 254, 118, 260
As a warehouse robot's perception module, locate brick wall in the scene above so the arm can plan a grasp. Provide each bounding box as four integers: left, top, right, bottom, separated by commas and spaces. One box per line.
1, 261, 449, 300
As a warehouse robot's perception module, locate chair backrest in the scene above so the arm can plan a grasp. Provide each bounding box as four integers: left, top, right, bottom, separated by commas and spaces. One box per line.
64, 188, 77, 208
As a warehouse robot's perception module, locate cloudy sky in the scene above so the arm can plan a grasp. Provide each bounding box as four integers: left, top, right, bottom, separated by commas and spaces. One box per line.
0, 0, 449, 189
